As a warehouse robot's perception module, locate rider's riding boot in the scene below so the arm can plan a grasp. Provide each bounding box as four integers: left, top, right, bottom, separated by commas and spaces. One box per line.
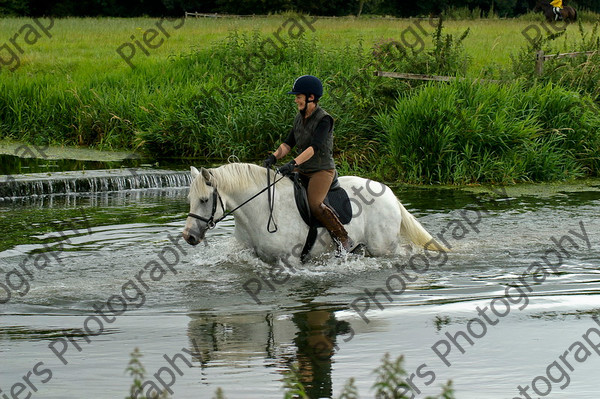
316, 203, 359, 254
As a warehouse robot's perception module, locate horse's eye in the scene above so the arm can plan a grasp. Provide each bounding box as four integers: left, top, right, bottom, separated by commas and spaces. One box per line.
199, 198, 209, 204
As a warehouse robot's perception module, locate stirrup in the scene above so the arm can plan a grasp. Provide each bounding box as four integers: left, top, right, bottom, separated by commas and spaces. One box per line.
334, 238, 366, 257
348, 242, 366, 255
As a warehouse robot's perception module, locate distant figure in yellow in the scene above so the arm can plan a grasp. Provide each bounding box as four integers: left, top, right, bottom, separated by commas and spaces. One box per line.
534, 0, 576, 23
550, 0, 563, 20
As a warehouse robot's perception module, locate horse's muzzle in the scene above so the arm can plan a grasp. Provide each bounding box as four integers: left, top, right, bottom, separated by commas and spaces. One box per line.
182, 228, 205, 246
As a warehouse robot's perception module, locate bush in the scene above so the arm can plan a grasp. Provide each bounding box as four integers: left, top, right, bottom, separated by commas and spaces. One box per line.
372, 18, 471, 77
0, 27, 382, 164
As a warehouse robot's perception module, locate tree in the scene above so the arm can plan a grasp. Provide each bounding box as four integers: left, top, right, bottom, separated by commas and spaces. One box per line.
0, 0, 29, 15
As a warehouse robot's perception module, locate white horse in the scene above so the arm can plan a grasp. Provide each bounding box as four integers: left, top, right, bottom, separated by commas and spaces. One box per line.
182, 163, 442, 260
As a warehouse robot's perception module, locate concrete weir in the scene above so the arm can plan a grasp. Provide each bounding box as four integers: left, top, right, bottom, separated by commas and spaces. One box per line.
0, 169, 192, 198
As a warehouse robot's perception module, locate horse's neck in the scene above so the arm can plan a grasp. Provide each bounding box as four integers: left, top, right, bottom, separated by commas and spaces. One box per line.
221, 177, 292, 224
220, 180, 271, 213
222, 184, 261, 208
217, 168, 276, 205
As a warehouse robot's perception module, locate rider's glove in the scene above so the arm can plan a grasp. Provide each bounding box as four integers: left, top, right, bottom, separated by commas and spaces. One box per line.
263, 154, 277, 168
277, 160, 297, 176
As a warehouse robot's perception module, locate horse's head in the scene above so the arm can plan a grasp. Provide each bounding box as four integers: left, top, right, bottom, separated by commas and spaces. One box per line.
183, 166, 225, 246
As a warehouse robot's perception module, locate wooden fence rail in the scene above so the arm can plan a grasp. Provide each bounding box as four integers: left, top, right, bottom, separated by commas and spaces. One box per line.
185, 12, 245, 18
535, 50, 598, 75
183, 11, 372, 19
374, 71, 500, 83
377, 48, 598, 82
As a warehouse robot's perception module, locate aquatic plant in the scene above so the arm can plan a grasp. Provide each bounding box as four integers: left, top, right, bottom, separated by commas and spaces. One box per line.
125, 347, 170, 399
125, 350, 455, 398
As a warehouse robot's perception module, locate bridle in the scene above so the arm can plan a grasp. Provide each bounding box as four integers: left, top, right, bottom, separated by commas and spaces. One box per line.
187, 172, 286, 230
187, 182, 225, 229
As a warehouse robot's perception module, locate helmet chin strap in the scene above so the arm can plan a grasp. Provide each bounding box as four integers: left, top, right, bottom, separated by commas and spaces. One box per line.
300, 94, 314, 117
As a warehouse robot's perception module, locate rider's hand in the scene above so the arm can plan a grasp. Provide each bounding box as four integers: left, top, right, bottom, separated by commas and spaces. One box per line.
263, 154, 277, 168
278, 160, 297, 176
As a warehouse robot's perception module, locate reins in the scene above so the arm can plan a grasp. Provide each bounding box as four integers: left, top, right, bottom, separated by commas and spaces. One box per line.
266, 167, 278, 233
187, 169, 286, 230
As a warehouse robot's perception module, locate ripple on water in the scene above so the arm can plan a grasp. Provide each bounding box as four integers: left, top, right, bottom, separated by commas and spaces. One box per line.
1, 182, 600, 398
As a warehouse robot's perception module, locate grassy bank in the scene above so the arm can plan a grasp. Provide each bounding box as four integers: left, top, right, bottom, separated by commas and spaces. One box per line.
1, 16, 600, 184
377, 81, 600, 183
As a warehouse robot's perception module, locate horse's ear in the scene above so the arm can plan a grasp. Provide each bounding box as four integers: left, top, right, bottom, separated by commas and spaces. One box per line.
200, 167, 213, 183
191, 166, 200, 179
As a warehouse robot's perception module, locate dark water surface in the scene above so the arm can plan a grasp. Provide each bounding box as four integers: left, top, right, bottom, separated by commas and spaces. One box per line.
1, 166, 599, 398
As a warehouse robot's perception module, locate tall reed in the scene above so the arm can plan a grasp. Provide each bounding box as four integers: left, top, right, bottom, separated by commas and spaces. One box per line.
376, 80, 600, 184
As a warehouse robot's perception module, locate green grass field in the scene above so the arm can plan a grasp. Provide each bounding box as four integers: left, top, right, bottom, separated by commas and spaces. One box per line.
1, 15, 599, 184
0, 16, 596, 75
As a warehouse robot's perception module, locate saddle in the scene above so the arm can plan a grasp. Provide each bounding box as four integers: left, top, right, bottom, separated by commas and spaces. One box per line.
290, 172, 353, 261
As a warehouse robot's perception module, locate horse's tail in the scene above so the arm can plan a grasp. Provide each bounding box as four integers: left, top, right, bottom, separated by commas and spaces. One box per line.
397, 200, 449, 252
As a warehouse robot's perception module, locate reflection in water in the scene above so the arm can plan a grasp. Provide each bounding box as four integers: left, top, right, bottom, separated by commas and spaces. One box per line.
185, 279, 354, 397
186, 304, 352, 398
291, 306, 352, 398
0, 153, 133, 175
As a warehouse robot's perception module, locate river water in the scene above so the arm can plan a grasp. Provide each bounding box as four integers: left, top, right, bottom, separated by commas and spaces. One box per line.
1, 157, 599, 399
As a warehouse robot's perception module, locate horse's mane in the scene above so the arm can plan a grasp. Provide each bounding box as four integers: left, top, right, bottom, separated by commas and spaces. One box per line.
189, 163, 289, 199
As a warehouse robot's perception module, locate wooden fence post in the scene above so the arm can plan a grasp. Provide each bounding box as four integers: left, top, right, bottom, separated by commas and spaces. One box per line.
535, 50, 545, 75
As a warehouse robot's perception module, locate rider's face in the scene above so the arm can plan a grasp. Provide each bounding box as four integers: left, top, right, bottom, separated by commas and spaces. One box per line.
295, 94, 315, 112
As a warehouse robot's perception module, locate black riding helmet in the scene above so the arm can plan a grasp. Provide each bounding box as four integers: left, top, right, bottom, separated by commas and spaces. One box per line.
288, 75, 323, 115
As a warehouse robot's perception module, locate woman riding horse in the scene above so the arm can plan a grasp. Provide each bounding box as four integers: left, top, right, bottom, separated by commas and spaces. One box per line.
535, 0, 577, 22
264, 75, 358, 254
